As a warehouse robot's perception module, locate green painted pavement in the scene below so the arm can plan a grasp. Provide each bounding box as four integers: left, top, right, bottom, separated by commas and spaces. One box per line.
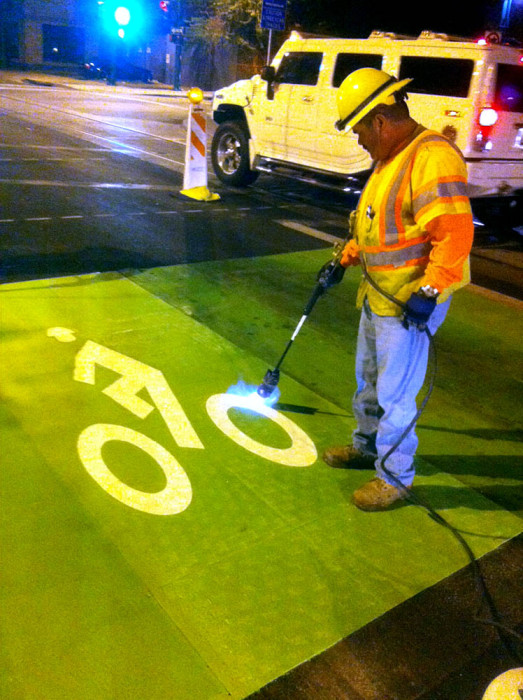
1, 256, 521, 699
0, 405, 229, 700
130, 250, 523, 517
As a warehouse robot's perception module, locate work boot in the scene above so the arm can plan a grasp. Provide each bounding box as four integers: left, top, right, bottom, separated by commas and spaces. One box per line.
352, 478, 407, 511
322, 444, 375, 469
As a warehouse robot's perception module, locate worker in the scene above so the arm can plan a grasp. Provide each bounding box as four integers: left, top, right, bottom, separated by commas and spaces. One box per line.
323, 67, 474, 511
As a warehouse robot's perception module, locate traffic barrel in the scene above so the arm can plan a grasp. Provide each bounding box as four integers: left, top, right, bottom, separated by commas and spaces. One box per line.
180, 87, 220, 202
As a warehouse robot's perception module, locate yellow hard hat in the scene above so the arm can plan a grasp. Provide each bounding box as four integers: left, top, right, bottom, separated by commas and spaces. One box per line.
481, 668, 523, 700
335, 68, 412, 132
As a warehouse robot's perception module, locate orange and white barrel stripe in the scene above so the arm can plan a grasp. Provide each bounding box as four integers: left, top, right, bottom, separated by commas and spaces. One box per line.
183, 104, 208, 191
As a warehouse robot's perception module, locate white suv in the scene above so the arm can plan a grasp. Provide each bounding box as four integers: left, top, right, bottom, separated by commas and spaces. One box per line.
211, 30, 523, 197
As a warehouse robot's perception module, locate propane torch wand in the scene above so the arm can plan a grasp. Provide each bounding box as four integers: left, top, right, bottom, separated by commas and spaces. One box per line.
257, 231, 351, 399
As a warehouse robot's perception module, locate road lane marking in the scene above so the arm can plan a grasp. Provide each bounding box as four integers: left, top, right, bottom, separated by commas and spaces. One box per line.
0, 157, 107, 162
276, 219, 343, 245
0, 179, 178, 190
1, 93, 187, 146
0, 145, 114, 150
1, 206, 311, 226
1, 96, 186, 167
1, 211, 181, 223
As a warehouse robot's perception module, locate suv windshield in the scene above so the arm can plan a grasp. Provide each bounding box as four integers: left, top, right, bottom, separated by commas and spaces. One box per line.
495, 64, 523, 112
398, 56, 474, 97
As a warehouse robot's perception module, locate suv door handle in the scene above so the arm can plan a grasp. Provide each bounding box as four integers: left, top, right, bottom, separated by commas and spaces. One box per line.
301, 96, 314, 103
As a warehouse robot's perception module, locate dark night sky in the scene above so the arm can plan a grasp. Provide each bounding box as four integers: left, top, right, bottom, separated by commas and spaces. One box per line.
289, 0, 522, 41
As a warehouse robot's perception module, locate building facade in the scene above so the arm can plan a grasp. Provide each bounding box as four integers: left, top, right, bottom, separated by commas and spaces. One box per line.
0, 0, 240, 88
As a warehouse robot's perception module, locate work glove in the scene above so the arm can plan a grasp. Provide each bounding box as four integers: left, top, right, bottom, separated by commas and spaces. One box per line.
340, 239, 360, 267
317, 260, 345, 289
402, 291, 437, 330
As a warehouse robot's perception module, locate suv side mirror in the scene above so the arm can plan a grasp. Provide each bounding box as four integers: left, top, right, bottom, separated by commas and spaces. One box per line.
261, 65, 276, 101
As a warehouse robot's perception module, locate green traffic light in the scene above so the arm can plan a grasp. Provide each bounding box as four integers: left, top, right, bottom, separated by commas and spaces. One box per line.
114, 6, 131, 26
100, 1, 142, 38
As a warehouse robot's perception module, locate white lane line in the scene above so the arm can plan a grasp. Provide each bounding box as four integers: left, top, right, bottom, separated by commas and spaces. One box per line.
1, 211, 191, 224
0, 145, 113, 150
1, 209, 323, 226
1, 92, 187, 146
1, 97, 185, 167
0, 157, 107, 162
276, 219, 343, 245
0, 86, 56, 91
0, 179, 177, 190
71, 127, 186, 164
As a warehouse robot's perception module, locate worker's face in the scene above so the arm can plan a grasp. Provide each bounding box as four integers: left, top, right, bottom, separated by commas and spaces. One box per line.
353, 115, 388, 162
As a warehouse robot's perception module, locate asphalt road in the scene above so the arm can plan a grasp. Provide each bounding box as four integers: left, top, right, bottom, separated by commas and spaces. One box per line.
0, 73, 521, 298
0, 77, 350, 282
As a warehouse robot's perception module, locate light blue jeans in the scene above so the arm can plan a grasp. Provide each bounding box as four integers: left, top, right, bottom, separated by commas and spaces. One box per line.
352, 297, 450, 487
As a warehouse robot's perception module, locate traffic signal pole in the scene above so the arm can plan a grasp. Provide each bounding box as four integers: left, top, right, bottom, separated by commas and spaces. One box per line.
162, 0, 183, 91
171, 28, 183, 91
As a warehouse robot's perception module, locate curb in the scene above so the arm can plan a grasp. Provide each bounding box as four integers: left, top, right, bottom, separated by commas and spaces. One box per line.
0, 71, 214, 99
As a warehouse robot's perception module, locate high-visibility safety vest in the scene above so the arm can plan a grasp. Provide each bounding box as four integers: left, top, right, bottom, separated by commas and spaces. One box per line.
353, 127, 474, 316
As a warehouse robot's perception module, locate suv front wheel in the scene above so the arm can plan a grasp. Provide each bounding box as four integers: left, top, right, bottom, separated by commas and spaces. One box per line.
211, 121, 259, 187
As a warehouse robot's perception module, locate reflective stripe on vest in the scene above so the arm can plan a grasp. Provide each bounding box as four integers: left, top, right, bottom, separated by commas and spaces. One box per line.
363, 240, 432, 269
412, 178, 468, 218
380, 132, 464, 246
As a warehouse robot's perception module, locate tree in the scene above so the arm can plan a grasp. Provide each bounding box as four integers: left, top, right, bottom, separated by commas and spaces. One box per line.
185, 0, 270, 85
188, 0, 266, 55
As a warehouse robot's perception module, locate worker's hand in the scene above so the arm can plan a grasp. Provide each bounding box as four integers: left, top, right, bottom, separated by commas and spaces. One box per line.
402, 292, 437, 330
317, 260, 345, 288
340, 239, 360, 267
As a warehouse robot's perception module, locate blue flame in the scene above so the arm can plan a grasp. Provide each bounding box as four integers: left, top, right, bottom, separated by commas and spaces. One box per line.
226, 378, 280, 409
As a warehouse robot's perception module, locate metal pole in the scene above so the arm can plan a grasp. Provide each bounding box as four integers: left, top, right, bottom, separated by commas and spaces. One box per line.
500, 0, 513, 28
267, 29, 272, 64
173, 43, 181, 90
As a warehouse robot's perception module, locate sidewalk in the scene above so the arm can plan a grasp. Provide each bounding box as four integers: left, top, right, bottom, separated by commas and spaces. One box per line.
0, 68, 213, 98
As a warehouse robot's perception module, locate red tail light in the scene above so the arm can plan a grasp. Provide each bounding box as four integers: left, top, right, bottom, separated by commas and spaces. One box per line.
479, 107, 498, 127
474, 106, 498, 151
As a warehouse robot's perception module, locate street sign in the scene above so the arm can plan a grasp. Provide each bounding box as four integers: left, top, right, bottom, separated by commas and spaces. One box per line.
485, 30, 502, 44
170, 26, 184, 43
261, 0, 287, 31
